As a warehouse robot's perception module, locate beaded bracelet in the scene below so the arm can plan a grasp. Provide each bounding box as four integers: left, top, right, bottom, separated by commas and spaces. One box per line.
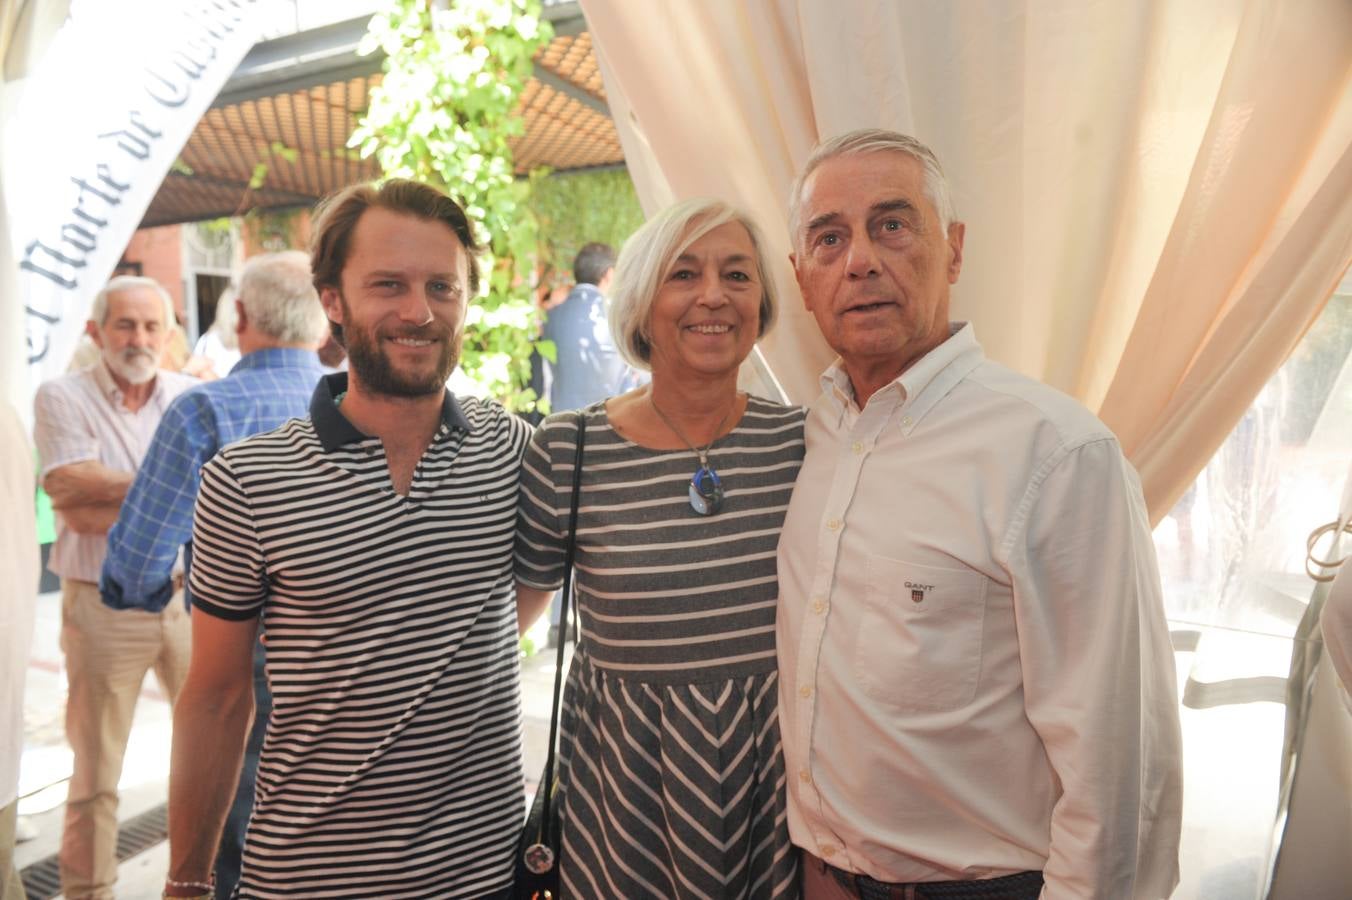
163, 875, 214, 899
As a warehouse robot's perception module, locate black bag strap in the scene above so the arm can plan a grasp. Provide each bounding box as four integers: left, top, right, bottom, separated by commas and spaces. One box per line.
538, 412, 586, 845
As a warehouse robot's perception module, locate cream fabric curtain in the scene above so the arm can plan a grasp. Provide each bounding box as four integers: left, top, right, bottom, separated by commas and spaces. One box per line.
1, 0, 31, 415
1, 0, 70, 416
2, 0, 67, 81
581, 0, 1352, 523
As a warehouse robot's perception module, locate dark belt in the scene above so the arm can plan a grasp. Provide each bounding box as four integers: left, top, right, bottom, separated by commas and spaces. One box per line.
828, 864, 1044, 900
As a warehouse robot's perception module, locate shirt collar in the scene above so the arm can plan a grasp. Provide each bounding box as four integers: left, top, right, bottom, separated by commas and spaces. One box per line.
557, 283, 605, 313
90, 359, 121, 399
818, 322, 984, 429
230, 347, 325, 375
309, 371, 472, 452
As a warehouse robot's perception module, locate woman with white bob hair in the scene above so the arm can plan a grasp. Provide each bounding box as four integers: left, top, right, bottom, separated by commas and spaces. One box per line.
516, 197, 805, 898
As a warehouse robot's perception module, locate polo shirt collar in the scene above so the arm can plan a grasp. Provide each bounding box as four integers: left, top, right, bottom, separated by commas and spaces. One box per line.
818, 322, 984, 424
309, 372, 471, 452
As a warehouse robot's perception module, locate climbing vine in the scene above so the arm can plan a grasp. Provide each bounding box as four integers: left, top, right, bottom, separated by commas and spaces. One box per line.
352, 0, 553, 411
529, 166, 645, 296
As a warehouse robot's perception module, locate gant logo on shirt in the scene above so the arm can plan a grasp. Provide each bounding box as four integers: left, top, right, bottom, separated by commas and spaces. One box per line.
905, 581, 934, 603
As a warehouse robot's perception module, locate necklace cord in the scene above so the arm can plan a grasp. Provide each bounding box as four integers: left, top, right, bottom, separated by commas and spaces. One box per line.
648, 394, 737, 467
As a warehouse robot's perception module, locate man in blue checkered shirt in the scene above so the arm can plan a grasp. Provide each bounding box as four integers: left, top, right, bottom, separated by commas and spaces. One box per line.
100, 249, 329, 899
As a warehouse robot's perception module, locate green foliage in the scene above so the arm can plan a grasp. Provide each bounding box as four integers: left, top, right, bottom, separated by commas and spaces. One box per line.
352, 0, 554, 412
529, 167, 645, 292
199, 216, 234, 237
269, 141, 299, 164
245, 141, 300, 192
34, 450, 55, 545
243, 206, 306, 253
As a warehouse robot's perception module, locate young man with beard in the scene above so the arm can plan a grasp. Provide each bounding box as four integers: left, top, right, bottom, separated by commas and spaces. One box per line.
163, 180, 531, 900
32, 276, 197, 900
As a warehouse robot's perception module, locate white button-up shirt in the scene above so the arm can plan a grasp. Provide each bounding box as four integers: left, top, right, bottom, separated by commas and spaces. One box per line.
33, 362, 195, 582
777, 323, 1182, 899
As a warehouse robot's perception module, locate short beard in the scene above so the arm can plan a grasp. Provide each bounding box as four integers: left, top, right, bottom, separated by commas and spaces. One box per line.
340, 293, 460, 398
103, 346, 158, 385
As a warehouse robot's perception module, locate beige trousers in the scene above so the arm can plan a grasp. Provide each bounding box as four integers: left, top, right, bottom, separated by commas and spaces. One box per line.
58, 579, 190, 900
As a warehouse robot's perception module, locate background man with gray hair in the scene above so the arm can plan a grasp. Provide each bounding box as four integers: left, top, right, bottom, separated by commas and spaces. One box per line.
99, 250, 328, 898
33, 275, 197, 900
776, 128, 1183, 899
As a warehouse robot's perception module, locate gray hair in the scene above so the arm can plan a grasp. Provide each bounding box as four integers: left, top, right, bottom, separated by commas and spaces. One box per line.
89, 275, 175, 328
788, 129, 955, 248
238, 250, 328, 345
608, 198, 778, 372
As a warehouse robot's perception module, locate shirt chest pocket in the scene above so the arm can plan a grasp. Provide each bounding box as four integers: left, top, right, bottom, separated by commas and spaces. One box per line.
854, 556, 988, 712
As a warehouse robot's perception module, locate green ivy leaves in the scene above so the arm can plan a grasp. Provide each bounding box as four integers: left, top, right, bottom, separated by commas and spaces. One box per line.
352, 0, 553, 412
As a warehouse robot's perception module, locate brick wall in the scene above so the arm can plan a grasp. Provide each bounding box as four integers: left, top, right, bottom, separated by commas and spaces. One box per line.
121, 224, 185, 322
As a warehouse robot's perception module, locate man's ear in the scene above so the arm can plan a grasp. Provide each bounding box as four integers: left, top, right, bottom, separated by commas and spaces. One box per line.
234, 298, 248, 335
85, 319, 103, 347
789, 251, 811, 310
946, 222, 965, 284
319, 287, 344, 329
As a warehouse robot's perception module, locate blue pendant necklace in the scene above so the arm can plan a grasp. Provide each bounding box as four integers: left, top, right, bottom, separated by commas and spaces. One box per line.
649, 393, 735, 516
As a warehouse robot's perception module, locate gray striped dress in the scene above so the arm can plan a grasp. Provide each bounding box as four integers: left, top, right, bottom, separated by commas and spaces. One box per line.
516, 396, 805, 900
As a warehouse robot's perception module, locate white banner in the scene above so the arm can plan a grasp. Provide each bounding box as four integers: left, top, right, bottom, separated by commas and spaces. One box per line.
4, 0, 262, 395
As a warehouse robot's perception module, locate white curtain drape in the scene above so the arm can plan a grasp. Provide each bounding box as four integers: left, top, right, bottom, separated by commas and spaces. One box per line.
581, 0, 1352, 523
2, 1, 258, 420
0, 0, 69, 416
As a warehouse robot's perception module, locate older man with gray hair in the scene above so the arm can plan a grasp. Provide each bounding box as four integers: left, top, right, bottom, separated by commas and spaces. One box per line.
99, 249, 327, 898
776, 129, 1184, 899
33, 274, 198, 900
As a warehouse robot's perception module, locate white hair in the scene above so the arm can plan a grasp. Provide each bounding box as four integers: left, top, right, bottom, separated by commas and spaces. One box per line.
608, 198, 778, 371
788, 128, 955, 248
89, 275, 174, 328
238, 250, 327, 345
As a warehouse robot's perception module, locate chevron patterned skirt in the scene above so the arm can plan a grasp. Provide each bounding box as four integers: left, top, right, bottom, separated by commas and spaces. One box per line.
554, 649, 799, 899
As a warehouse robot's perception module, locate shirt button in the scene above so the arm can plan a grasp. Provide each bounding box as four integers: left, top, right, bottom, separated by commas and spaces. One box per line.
851, 441, 863, 454
812, 599, 827, 614
827, 518, 841, 531
799, 770, 811, 783
902, 415, 914, 427
799, 685, 812, 698
820, 844, 837, 858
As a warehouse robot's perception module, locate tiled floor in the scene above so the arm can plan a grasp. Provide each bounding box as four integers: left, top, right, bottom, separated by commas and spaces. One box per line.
11, 588, 1322, 899
14, 591, 561, 899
